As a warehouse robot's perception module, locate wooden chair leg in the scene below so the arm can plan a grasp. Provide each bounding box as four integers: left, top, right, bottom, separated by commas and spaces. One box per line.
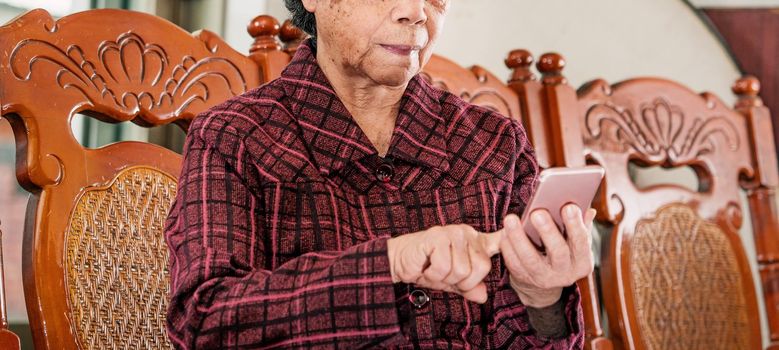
578, 273, 613, 350
735, 77, 779, 348
749, 188, 779, 347
0, 222, 20, 350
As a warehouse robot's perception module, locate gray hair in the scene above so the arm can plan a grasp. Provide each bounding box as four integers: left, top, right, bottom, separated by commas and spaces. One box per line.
284, 0, 317, 38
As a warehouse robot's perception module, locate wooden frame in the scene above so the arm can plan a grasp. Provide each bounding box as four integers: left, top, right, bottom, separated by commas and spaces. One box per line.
506, 51, 612, 350
507, 51, 779, 349
0, 8, 262, 349
0, 221, 20, 349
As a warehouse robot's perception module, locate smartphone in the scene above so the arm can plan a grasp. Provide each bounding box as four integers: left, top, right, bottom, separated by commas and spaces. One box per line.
520, 165, 605, 249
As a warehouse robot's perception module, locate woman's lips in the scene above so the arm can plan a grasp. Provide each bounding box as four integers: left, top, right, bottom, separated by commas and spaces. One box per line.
381, 44, 420, 56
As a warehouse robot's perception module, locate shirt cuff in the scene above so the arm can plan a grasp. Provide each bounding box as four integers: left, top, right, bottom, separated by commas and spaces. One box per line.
525, 295, 569, 339
493, 267, 584, 347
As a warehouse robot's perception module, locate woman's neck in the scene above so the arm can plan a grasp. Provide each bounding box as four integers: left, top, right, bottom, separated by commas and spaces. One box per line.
316, 48, 407, 157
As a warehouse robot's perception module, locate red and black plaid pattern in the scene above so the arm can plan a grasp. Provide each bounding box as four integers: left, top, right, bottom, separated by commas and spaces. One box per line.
165, 40, 583, 349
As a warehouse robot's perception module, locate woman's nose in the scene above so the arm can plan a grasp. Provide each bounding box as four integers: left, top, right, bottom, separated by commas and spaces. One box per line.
392, 0, 427, 26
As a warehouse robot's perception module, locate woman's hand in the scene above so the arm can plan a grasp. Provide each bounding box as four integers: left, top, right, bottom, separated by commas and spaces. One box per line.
387, 225, 503, 304
499, 204, 596, 308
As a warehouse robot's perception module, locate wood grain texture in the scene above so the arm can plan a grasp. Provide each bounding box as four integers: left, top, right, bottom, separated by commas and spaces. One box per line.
507, 50, 776, 349
0, 8, 262, 349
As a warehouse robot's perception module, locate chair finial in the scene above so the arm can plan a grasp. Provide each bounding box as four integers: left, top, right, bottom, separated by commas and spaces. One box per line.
279, 19, 305, 53
506, 49, 536, 83
733, 75, 763, 108
537, 52, 567, 85
248, 15, 281, 53
733, 75, 760, 96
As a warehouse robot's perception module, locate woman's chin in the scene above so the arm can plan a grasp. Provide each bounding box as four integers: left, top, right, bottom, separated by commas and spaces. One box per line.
373, 75, 413, 88
367, 68, 419, 88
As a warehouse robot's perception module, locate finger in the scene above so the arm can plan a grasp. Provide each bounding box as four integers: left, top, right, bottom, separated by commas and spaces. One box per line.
562, 206, 595, 277
584, 208, 596, 247
499, 231, 526, 277
499, 228, 537, 286
501, 215, 528, 275
505, 214, 550, 278
584, 208, 596, 230
456, 244, 493, 292
459, 282, 488, 304
478, 231, 504, 257
531, 209, 571, 268
443, 239, 471, 286
498, 218, 527, 276
422, 240, 452, 283
562, 205, 590, 259
414, 275, 453, 293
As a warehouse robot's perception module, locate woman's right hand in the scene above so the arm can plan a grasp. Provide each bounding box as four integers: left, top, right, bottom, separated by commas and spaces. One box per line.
386, 225, 503, 304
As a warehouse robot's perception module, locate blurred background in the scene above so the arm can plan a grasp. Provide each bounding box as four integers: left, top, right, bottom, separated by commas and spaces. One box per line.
0, 0, 777, 348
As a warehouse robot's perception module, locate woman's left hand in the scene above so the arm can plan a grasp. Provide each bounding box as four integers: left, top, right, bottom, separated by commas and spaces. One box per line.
499, 204, 596, 308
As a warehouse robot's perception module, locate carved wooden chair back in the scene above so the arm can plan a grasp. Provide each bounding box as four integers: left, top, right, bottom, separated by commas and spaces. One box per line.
420, 54, 520, 119
508, 52, 779, 349
0, 8, 264, 349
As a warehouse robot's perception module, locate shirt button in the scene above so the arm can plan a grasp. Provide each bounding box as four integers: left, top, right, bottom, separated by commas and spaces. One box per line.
376, 162, 394, 183
409, 289, 429, 309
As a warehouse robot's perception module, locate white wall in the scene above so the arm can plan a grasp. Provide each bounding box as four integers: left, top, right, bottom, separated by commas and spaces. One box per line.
224, 0, 268, 54
259, 0, 741, 99
442, 0, 740, 101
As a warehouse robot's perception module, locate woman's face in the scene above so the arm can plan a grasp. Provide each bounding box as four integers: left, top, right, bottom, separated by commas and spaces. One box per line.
303, 0, 450, 88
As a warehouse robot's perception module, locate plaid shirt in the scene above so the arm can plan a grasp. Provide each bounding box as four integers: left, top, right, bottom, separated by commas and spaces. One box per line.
165, 40, 583, 349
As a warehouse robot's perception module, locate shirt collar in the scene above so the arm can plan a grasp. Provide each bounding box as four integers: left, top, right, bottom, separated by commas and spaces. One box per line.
280, 39, 450, 177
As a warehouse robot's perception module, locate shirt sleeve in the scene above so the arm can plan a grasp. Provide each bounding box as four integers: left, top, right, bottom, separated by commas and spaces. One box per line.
164, 113, 404, 349
487, 119, 585, 349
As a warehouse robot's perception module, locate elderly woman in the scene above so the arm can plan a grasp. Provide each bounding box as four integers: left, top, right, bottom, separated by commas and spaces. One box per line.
165, 0, 595, 348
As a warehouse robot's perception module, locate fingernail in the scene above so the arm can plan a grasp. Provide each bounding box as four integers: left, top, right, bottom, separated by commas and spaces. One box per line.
504, 214, 518, 229
566, 205, 577, 219
531, 211, 546, 226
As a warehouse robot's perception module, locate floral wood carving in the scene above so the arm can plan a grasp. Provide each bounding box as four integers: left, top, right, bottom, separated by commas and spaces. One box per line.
418, 55, 519, 119
584, 98, 740, 165
419, 71, 514, 117
9, 32, 249, 120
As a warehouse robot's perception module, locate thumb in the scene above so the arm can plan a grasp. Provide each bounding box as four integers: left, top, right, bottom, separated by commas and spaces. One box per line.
460, 282, 488, 304
479, 230, 504, 257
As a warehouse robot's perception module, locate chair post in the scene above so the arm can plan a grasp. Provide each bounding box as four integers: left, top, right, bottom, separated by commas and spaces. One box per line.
544, 55, 613, 350
734, 76, 779, 348
506, 50, 552, 169
247, 15, 293, 84
0, 221, 20, 350
507, 50, 613, 350
279, 19, 305, 55
535, 53, 586, 169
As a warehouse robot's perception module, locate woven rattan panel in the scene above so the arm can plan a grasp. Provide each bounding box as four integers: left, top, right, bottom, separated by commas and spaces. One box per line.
629, 204, 751, 350
66, 167, 177, 349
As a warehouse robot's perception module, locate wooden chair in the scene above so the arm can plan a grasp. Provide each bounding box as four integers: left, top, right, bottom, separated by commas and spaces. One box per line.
0, 8, 264, 349
507, 52, 779, 349
0, 8, 553, 349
